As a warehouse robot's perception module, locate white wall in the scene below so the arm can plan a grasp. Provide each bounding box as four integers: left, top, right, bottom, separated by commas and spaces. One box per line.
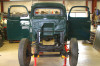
65, 1, 86, 11
97, 1, 100, 9
2, 1, 86, 13
0, 1, 100, 13
88, 1, 92, 13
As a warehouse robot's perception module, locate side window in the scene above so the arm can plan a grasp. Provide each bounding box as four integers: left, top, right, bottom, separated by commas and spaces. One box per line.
10, 7, 28, 17
69, 7, 88, 18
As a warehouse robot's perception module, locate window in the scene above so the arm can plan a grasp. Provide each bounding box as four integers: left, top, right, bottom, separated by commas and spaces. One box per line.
10, 7, 28, 17
70, 12, 88, 17
34, 8, 61, 16
69, 7, 88, 17
70, 13, 75, 17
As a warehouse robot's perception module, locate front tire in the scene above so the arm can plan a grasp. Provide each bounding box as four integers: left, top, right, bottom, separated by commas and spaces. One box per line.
18, 38, 31, 66
69, 38, 78, 66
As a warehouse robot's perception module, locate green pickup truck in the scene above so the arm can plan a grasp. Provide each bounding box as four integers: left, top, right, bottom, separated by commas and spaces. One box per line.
7, 3, 91, 66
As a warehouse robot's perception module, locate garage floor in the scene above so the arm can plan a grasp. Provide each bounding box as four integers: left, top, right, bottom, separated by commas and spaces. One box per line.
0, 41, 100, 66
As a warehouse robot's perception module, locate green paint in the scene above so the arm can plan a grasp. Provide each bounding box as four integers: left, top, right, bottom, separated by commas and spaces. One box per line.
7, 5, 30, 41
68, 6, 91, 40
7, 3, 91, 41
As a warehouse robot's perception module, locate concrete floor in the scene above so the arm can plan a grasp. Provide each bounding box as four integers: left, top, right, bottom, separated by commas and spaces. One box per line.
0, 41, 100, 66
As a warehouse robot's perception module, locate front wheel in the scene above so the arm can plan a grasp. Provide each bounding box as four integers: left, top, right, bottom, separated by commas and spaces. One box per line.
69, 38, 78, 66
18, 38, 31, 66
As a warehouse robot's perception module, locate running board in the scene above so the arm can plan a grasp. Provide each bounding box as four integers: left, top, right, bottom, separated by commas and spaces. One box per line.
40, 54, 61, 57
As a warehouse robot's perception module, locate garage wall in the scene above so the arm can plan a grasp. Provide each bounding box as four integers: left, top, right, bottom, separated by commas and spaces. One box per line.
1, 1, 100, 13
97, 1, 100, 9
65, 1, 86, 11
2, 1, 86, 13
88, 1, 92, 13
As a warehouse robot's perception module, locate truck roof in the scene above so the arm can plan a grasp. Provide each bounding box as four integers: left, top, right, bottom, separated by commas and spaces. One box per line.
32, 3, 66, 10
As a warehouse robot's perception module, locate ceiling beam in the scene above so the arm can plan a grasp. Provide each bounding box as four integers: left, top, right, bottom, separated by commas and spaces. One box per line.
86, 0, 88, 11
92, 0, 97, 13
63, 0, 65, 5
0, 0, 10, 1
1, 1, 4, 13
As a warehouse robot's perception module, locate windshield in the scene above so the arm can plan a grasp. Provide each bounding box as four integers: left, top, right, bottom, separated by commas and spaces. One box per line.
34, 8, 62, 16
